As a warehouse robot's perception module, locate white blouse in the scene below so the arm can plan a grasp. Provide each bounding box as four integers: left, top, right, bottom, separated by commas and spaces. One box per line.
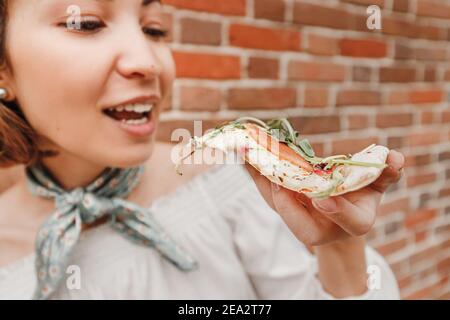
0, 164, 400, 300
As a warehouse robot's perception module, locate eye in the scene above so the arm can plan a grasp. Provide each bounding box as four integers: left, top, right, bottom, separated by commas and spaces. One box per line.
78, 19, 105, 32
143, 27, 169, 40
59, 18, 105, 32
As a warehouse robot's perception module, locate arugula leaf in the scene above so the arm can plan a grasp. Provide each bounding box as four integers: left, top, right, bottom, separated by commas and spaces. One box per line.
298, 139, 316, 158
230, 116, 386, 170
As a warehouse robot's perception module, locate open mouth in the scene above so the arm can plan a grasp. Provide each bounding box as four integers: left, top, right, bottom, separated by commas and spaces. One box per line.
102, 103, 154, 125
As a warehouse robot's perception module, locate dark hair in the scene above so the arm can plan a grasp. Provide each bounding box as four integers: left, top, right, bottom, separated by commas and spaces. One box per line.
0, 0, 58, 168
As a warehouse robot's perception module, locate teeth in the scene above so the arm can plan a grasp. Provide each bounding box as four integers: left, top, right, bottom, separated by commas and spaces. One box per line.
109, 103, 153, 114
122, 117, 148, 125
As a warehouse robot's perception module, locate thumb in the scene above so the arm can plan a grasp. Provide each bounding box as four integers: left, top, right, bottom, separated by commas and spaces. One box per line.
270, 182, 281, 193
312, 197, 338, 213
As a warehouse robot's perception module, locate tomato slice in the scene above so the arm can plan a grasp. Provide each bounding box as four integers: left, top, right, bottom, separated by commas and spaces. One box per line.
245, 123, 313, 173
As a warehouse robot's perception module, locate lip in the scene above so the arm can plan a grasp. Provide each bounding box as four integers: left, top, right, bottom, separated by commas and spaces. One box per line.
104, 94, 161, 110
118, 117, 156, 138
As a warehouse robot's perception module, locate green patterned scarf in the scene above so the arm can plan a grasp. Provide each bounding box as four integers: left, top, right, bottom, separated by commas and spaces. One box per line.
25, 163, 198, 299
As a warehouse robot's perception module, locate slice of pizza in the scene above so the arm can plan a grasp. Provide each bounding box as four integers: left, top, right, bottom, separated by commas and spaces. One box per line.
175, 117, 389, 199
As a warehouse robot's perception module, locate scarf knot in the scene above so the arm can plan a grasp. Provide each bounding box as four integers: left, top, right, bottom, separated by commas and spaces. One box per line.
55, 188, 116, 224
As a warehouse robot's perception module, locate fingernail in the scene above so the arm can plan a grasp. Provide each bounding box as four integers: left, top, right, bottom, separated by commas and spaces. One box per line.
271, 182, 280, 192
312, 198, 338, 213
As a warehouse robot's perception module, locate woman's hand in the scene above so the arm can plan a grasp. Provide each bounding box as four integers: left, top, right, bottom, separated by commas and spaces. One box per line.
245, 150, 405, 247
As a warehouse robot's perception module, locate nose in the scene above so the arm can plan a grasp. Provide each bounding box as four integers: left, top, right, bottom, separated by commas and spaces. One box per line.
115, 25, 162, 80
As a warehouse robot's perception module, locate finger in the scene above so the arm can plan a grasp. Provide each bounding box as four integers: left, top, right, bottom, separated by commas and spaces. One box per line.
244, 163, 276, 210
370, 150, 405, 194
270, 183, 323, 245
312, 193, 376, 236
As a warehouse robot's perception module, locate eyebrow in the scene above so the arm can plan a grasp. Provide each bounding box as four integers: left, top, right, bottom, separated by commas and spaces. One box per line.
92, 0, 160, 6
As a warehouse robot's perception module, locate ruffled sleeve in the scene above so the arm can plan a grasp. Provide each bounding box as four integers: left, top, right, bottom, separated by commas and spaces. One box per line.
201, 164, 400, 300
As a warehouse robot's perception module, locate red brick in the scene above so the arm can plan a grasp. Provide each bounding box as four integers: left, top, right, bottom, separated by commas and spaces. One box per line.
339, 39, 387, 58
407, 131, 442, 147
410, 246, 439, 265
311, 142, 325, 158
341, 0, 385, 7
293, 3, 366, 31
437, 257, 450, 276
228, 88, 296, 110
387, 91, 409, 105
415, 231, 428, 243
415, 48, 447, 61
388, 89, 444, 105
179, 86, 222, 112
248, 57, 279, 79
293, 3, 347, 29
180, 18, 221, 45
398, 275, 414, 290
376, 113, 413, 128
230, 24, 300, 51
353, 66, 372, 82
383, 16, 416, 38
439, 187, 450, 198
387, 136, 405, 149
410, 90, 444, 104
376, 238, 408, 256
390, 259, 409, 279
407, 173, 437, 188
395, 42, 414, 60
417, 0, 450, 19
421, 111, 435, 124
303, 87, 329, 108
405, 154, 432, 168
288, 61, 347, 82
379, 67, 416, 83
336, 89, 381, 106
445, 70, 450, 81
439, 151, 450, 161
173, 51, 241, 79
290, 116, 341, 135
163, 0, 246, 16
331, 137, 379, 155
393, 0, 409, 12
416, 25, 447, 41
404, 277, 448, 299
379, 198, 410, 216
405, 209, 437, 229
442, 111, 450, 123
348, 115, 370, 130
424, 68, 436, 82
306, 34, 339, 56
254, 0, 285, 21
440, 237, 450, 249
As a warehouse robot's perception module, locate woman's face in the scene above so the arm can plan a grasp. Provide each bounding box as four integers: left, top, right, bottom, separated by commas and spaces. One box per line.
3, 0, 174, 168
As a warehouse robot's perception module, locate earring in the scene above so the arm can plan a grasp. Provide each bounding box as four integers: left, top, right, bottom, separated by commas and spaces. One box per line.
0, 87, 7, 100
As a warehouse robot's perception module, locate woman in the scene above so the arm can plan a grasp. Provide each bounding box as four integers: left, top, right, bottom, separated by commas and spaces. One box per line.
0, 166, 21, 193
0, 0, 404, 300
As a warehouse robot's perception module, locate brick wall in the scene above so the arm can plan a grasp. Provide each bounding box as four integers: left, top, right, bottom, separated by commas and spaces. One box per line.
158, 0, 450, 299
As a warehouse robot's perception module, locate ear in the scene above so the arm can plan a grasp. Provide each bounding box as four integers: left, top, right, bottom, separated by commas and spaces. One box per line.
0, 63, 16, 102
